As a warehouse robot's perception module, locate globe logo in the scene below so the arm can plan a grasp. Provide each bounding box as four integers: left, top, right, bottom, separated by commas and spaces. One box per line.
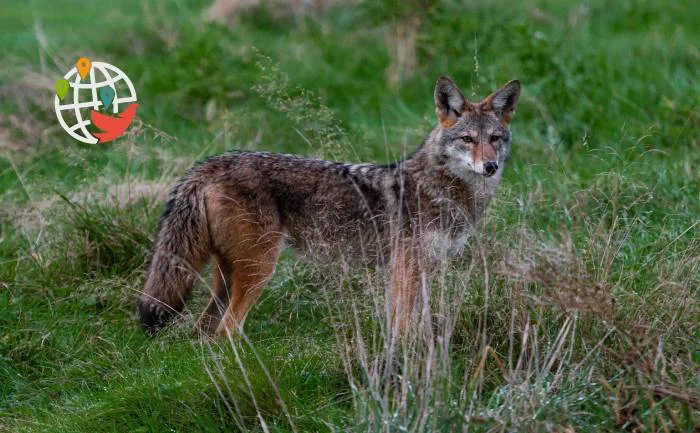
54, 57, 138, 144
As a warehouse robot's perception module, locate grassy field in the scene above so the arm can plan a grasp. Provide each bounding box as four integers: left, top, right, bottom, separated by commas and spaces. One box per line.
1, 0, 698, 431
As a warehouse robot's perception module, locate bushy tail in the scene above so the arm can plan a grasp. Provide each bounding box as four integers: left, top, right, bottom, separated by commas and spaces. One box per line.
139, 178, 210, 333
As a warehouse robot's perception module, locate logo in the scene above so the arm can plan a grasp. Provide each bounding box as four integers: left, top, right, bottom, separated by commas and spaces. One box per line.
54, 57, 138, 144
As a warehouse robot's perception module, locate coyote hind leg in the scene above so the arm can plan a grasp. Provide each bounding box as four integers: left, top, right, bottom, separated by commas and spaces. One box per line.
215, 232, 283, 337
194, 258, 233, 335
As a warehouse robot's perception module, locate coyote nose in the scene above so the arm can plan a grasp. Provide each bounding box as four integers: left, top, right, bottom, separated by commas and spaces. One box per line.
484, 161, 498, 176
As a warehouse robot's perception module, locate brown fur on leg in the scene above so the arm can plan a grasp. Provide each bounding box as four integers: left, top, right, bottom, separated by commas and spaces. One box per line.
194, 258, 234, 335
215, 233, 282, 337
204, 186, 284, 337
390, 243, 422, 336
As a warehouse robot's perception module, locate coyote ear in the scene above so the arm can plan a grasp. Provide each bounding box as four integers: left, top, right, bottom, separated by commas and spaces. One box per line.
434, 76, 467, 128
482, 80, 521, 125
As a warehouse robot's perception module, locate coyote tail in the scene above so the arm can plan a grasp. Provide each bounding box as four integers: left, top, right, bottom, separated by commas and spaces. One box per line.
138, 176, 210, 333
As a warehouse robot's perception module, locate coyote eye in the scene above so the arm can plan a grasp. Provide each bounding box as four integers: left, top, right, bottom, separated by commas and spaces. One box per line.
490, 135, 501, 143
461, 136, 474, 143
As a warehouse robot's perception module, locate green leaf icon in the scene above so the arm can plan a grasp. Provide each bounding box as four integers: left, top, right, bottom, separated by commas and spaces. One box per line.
55, 78, 69, 101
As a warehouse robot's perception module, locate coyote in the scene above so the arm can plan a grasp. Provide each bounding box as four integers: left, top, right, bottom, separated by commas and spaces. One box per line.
139, 77, 521, 336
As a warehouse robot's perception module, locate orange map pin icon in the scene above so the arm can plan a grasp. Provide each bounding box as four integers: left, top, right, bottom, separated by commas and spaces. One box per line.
76, 57, 91, 79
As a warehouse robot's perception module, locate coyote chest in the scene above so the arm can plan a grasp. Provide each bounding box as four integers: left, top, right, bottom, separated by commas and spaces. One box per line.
424, 228, 470, 260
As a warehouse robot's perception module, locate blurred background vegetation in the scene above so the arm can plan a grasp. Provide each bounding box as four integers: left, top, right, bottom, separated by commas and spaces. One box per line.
0, 0, 697, 432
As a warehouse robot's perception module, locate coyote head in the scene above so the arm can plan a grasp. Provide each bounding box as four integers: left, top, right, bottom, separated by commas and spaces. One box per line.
431, 76, 521, 179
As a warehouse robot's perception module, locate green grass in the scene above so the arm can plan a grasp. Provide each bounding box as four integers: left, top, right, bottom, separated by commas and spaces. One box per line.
1, 0, 698, 431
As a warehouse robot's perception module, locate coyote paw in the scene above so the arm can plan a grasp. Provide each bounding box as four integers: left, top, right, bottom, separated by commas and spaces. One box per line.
215, 316, 242, 338
193, 314, 220, 336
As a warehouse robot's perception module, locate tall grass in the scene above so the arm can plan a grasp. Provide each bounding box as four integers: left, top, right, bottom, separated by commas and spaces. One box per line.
200, 50, 698, 431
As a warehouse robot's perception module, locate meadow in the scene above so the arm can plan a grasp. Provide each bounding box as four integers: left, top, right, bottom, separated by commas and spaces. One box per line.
0, 0, 698, 431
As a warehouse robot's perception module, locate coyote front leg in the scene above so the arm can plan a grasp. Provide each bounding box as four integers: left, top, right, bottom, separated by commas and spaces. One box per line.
390, 244, 430, 335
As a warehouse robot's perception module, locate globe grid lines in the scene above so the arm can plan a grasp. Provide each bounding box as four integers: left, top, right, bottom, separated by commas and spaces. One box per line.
54, 61, 137, 144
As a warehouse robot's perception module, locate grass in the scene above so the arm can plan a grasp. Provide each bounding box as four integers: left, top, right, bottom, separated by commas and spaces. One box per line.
1, 0, 698, 431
